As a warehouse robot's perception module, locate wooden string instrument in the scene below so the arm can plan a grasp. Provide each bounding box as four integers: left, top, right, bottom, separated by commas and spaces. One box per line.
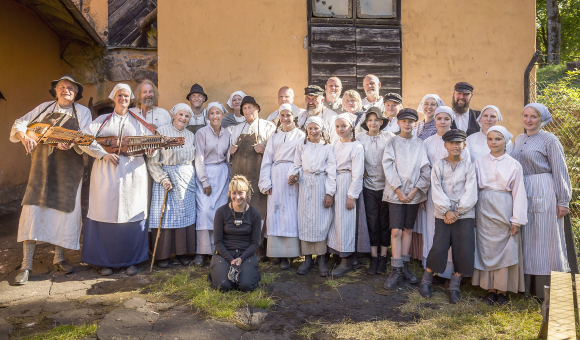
96, 135, 185, 156
26, 122, 95, 146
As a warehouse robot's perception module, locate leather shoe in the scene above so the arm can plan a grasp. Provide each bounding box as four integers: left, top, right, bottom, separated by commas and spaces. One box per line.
279, 258, 291, 270
14, 269, 30, 285
157, 259, 169, 268
54, 260, 74, 274
178, 255, 192, 266
99, 267, 113, 276
126, 265, 138, 276
193, 255, 205, 267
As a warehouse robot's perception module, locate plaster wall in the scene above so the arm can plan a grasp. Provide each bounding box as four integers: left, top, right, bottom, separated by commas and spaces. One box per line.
0, 0, 68, 204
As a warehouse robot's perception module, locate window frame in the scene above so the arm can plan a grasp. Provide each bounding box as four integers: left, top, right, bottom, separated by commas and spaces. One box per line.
309, 0, 401, 25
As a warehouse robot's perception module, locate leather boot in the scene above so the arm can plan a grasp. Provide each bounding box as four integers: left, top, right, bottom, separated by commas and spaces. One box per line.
383, 267, 403, 290
193, 254, 205, 267
367, 257, 379, 275
419, 270, 433, 298
297, 255, 314, 275
317, 254, 328, 277
402, 261, 418, 284
280, 258, 290, 270
331, 257, 352, 277
376, 255, 388, 274
351, 255, 360, 269
449, 274, 462, 304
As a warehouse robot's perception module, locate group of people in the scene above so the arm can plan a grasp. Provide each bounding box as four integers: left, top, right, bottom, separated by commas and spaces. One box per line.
10, 73, 573, 305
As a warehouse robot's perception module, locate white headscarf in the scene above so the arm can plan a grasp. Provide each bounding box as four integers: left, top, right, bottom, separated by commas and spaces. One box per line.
477, 105, 503, 127
524, 103, 553, 128
227, 91, 247, 109
279, 103, 301, 116
336, 113, 355, 127
487, 125, 513, 142
305, 116, 324, 130
170, 103, 194, 117
417, 94, 445, 114
206, 101, 228, 114
108, 83, 134, 100
434, 106, 456, 122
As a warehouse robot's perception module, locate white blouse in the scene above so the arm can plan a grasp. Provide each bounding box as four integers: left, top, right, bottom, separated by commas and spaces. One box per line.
474, 153, 528, 226
333, 140, 365, 199
466, 130, 514, 163
424, 133, 471, 165
356, 131, 395, 191
288, 141, 337, 196
146, 124, 196, 183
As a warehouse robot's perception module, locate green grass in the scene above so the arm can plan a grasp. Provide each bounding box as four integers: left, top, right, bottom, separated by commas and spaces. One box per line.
537, 62, 570, 83
147, 268, 277, 320
20, 323, 97, 340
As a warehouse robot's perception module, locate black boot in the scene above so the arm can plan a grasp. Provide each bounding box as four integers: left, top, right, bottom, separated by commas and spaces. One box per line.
402, 261, 418, 284
331, 257, 352, 277
367, 257, 379, 275
317, 254, 328, 277
449, 274, 462, 304
377, 255, 388, 274
419, 270, 433, 298
351, 255, 360, 269
280, 258, 291, 270
383, 267, 403, 290
297, 255, 314, 275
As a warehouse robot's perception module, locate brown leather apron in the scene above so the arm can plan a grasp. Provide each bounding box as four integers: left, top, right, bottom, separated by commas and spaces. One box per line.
21, 103, 84, 213
186, 114, 207, 134
230, 130, 268, 219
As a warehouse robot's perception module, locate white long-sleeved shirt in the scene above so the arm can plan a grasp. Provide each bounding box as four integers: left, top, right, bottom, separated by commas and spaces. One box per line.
382, 136, 431, 204
258, 127, 305, 193
431, 158, 478, 219
356, 131, 395, 191
297, 107, 339, 144
333, 140, 365, 199
466, 130, 514, 163
146, 124, 196, 183
361, 96, 384, 112
288, 140, 337, 196
474, 153, 528, 226
424, 133, 471, 165
229, 118, 275, 147
134, 107, 172, 129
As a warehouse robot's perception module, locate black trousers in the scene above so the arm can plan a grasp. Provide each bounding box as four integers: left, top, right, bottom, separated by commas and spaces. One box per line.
426, 218, 475, 276
209, 251, 261, 292
388, 203, 420, 230
363, 187, 390, 247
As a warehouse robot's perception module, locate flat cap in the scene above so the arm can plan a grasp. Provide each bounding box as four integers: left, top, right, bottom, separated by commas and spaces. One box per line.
442, 129, 467, 142
454, 82, 474, 93
396, 108, 418, 121
304, 85, 325, 97
384, 92, 403, 104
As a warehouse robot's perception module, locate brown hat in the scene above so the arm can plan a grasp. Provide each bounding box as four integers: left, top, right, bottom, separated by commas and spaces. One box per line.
383, 92, 403, 104
454, 82, 474, 93
361, 106, 389, 131
49, 74, 84, 101
397, 108, 419, 121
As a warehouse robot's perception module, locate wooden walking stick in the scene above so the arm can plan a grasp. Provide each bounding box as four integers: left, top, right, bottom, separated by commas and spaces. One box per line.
150, 188, 169, 272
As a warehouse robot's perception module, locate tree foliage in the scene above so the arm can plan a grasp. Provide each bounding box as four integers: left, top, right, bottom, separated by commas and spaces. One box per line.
536, 0, 580, 63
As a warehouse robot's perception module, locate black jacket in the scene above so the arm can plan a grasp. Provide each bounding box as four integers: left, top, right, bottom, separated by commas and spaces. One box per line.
451, 109, 480, 136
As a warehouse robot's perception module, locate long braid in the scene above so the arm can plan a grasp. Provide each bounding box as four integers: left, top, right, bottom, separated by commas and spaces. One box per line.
275, 119, 282, 134
351, 127, 356, 142
304, 134, 308, 144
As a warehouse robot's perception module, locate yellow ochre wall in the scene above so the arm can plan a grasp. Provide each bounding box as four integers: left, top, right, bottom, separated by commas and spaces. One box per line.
158, 0, 535, 135
0, 0, 69, 203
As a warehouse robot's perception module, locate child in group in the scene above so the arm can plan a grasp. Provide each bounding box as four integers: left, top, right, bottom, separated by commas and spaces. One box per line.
326, 113, 366, 276
259, 103, 305, 270
382, 108, 431, 289
288, 116, 337, 276
356, 107, 395, 275
420, 129, 478, 304
472, 126, 527, 305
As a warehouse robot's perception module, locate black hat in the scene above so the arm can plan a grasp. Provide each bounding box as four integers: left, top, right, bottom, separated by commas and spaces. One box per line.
240, 96, 261, 112
361, 106, 389, 131
186, 83, 208, 102
383, 92, 403, 104
396, 108, 418, 121
304, 85, 324, 97
49, 74, 83, 101
442, 129, 467, 142
454, 82, 474, 94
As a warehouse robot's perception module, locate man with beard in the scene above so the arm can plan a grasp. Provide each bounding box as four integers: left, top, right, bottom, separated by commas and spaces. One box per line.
361, 75, 384, 112
134, 80, 171, 129
450, 82, 480, 136
266, 86, 303, 123
324, 77, 343, 112
186, 83, 209, 134
297, 85, 339, 144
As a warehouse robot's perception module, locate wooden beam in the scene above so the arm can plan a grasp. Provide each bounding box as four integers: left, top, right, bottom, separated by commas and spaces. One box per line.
548, 271, 576, 340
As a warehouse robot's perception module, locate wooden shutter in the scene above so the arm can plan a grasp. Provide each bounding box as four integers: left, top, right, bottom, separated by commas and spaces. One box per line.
108, 0, 156, 46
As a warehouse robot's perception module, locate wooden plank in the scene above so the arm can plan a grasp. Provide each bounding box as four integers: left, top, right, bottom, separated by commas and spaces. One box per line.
356, 78, 401, 90
356, 44, 401, 54
548, 271, 576, 340
32, 3, 75, 24
311, 76, 357, 90
311, 52, 357, 65
311, 64, 356, 77
109, 0, 141, 27
108, 0, 126, 15
311, 26, 355, 41
356, 65, 400, 78
311, 41, 356, 53
357, 53, 401, 66
356, 27, 400, 43
109, 1, 148, 44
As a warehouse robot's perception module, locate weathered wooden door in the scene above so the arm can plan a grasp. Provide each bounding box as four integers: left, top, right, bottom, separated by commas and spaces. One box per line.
108, 0, 157, 47
308, 0, 402, 96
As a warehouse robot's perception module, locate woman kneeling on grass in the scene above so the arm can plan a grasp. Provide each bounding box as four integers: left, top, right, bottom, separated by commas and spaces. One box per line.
209, 175, 261, 292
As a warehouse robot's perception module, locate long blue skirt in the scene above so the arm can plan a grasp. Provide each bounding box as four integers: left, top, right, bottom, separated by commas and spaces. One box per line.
81, 218, 149, 267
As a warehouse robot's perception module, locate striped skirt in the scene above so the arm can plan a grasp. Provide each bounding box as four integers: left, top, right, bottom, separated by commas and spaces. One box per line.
266, 162, 299, 237
195, 162, 230, 231
150, 164, 196, 229
327, 171, 357, 253
298, 171, 334, 242
521, 173, 569, 275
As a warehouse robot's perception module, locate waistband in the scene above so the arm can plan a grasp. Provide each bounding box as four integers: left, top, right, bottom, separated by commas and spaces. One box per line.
524, 172, 552, 178
337, 169, 352, 174
274, 160, 293, 165
304, 170, 327, 176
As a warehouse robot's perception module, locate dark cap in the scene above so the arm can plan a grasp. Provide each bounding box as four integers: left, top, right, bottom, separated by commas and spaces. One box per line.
396, 108, 418, 121
361, 106, 389, 131
49, 74, 83, 101
304, 85, 325, 97
442, 129, 467, 142
186, 83, 208, 102
241, 96, 260, 112
383, 92, 403, 104
454, 82, 474, 94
